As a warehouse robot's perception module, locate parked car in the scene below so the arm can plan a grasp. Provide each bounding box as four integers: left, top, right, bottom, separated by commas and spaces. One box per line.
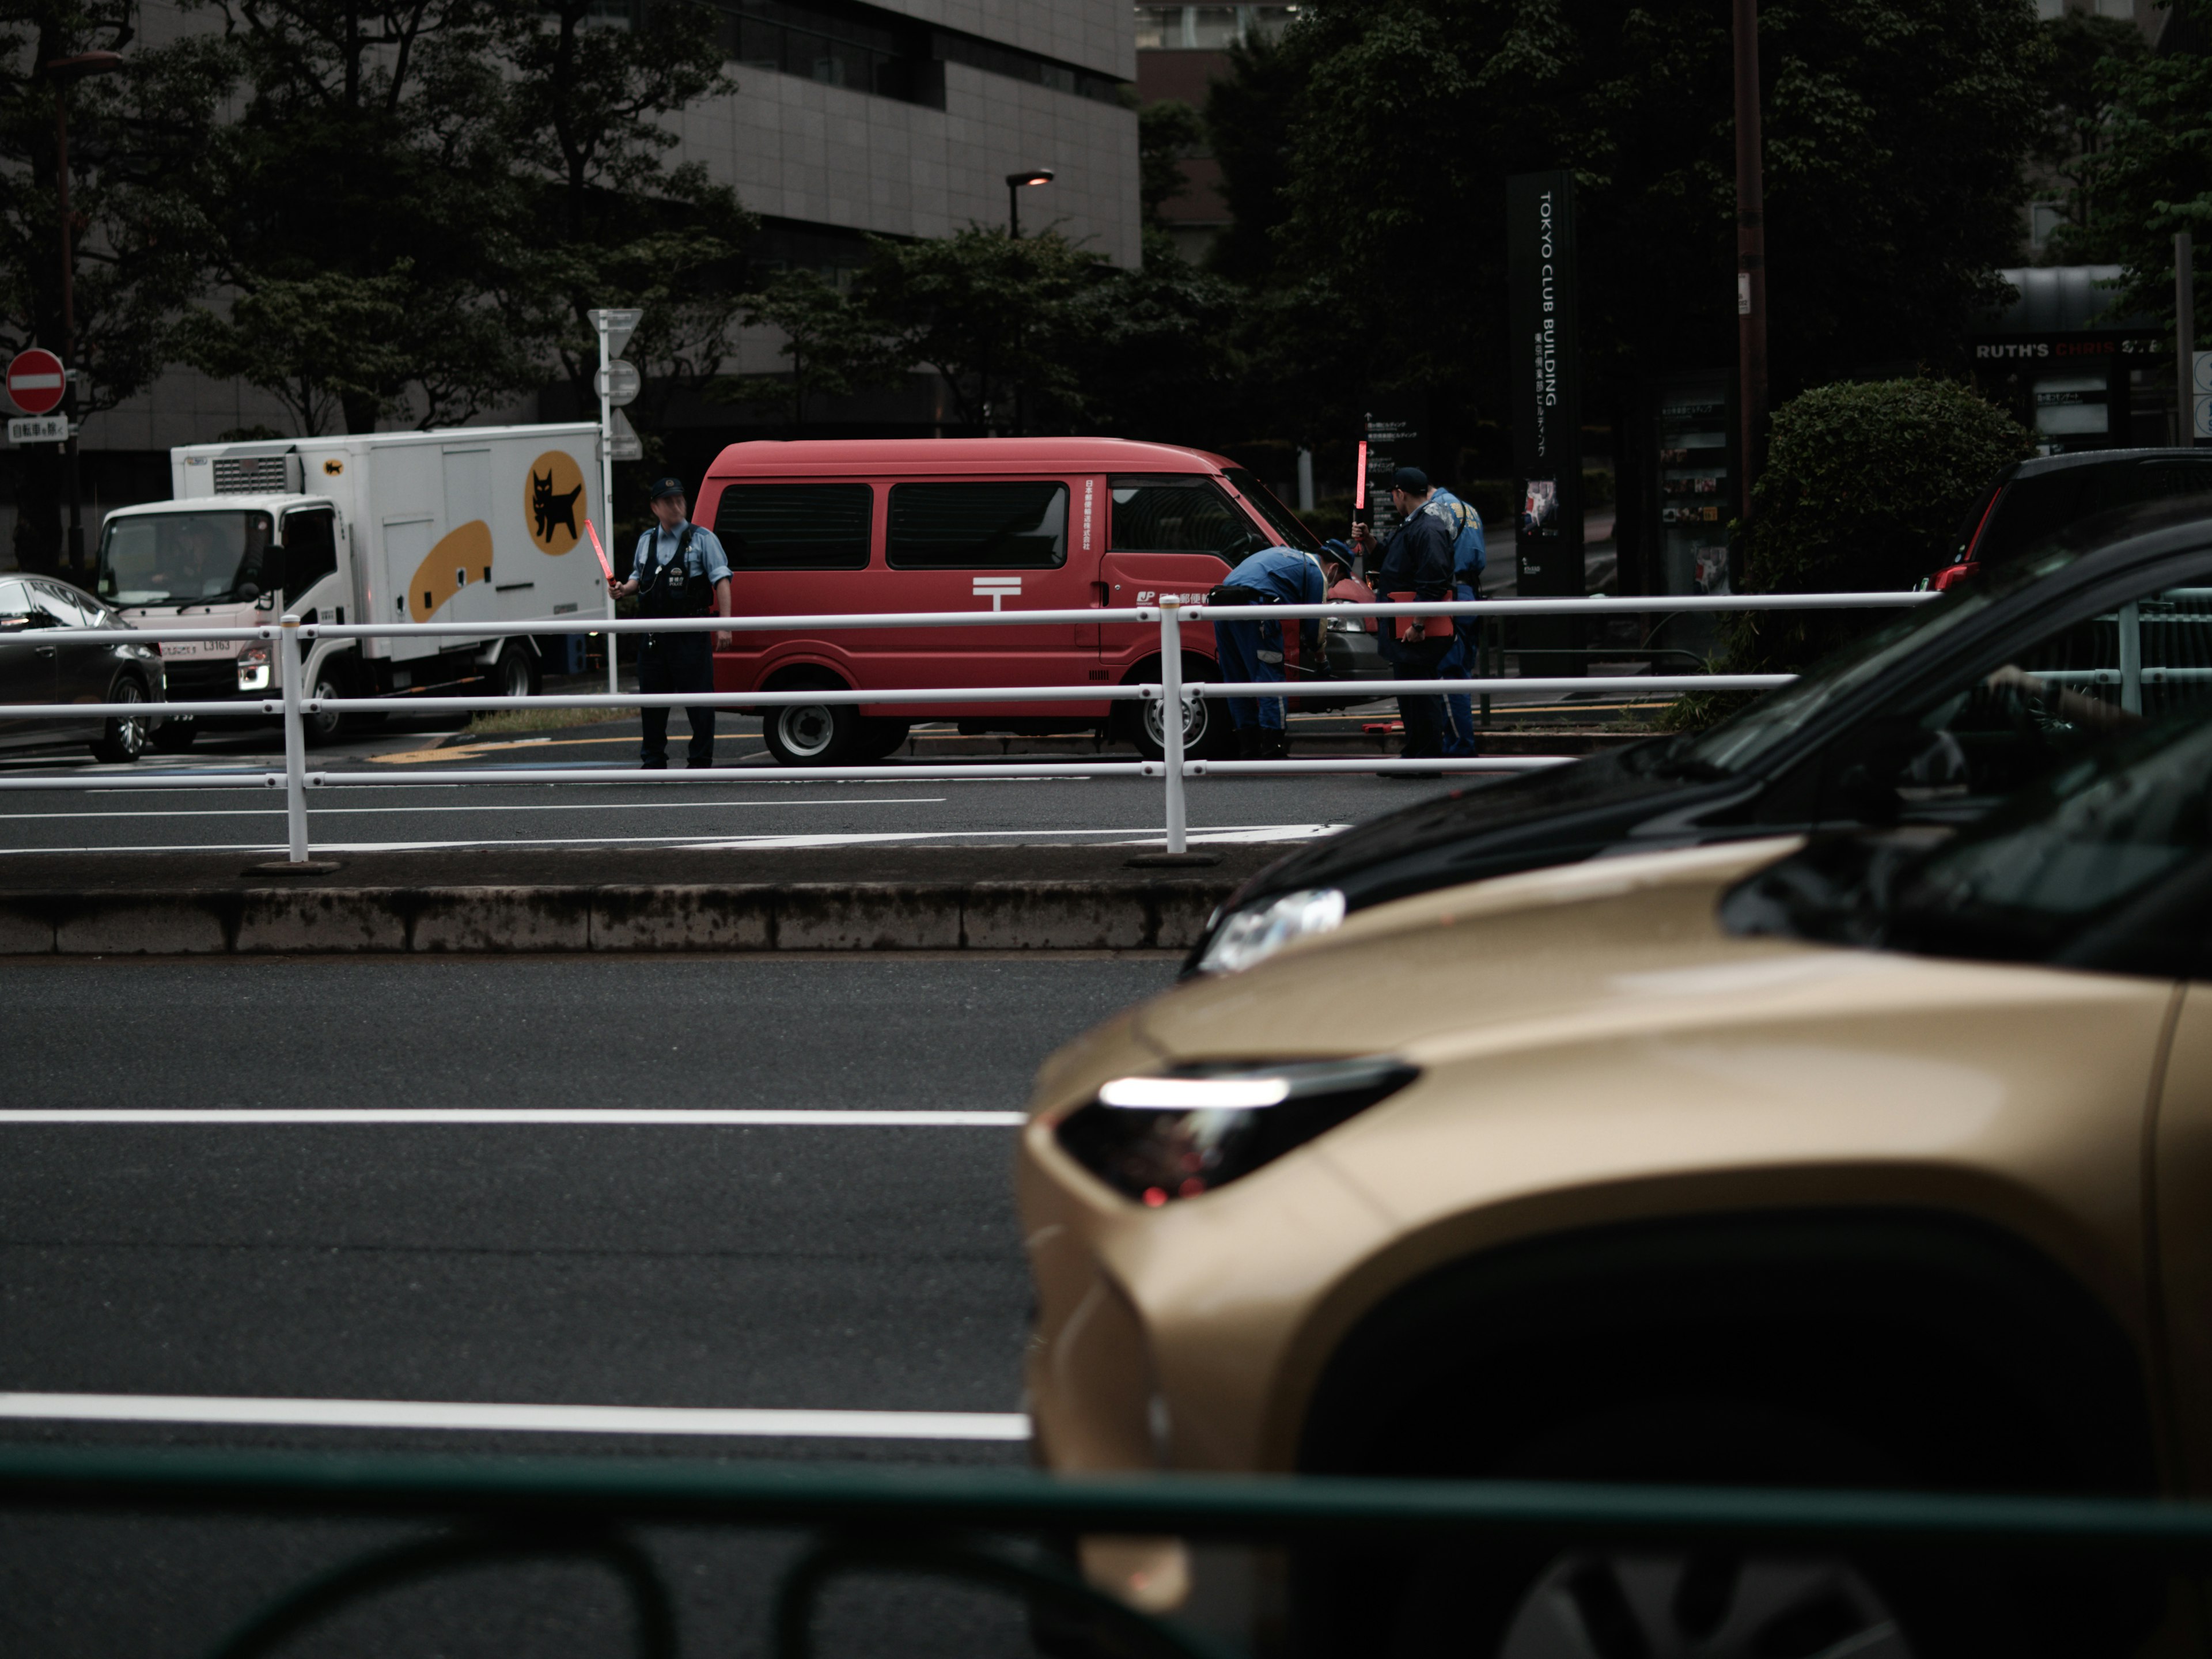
0, 575, 165, 762
1021, 705, 2212, 1654
696, 438, 1384, 764
1930, 447, 2212, 590
1186, 494, 2212, 976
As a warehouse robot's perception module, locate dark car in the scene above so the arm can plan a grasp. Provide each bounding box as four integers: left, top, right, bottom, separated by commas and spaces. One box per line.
0, 575, 165, 763
1931, 448, 2212, 590
1188, 495, 2212, 974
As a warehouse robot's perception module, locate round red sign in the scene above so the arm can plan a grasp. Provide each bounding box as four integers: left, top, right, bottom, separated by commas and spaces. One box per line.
6, 348, 66, 416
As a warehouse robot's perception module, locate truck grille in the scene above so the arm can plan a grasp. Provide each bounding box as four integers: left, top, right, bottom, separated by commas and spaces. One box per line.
212, 456, 294, 494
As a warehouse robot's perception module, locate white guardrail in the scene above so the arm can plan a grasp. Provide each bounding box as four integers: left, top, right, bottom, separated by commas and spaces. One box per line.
0, 592, 1934, 863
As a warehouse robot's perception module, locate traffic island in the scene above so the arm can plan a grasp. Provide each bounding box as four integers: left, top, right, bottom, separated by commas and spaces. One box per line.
0, 844, 1283, 956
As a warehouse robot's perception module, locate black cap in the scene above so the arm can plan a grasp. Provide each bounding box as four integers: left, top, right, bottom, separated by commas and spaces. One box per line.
1391, 466, 1429, 494
647, 476, 687, 501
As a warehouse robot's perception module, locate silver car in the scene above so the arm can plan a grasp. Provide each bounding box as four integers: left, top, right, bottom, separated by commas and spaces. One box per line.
0, 575, 165, 762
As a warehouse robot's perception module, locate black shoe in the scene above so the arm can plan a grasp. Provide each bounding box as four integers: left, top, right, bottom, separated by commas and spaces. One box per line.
1260, 732, 1291, 760
641, 757, 668, 770
686, 755, 715, 768
1236, 729, 1260, 760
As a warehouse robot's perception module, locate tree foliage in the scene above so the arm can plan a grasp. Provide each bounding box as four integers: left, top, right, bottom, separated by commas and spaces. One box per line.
1227, 0, 2048, 435
2062, 11, 2211, 345
0, 0, 229, 572
724, 270, 893, 430
1137, 98, 1201, 230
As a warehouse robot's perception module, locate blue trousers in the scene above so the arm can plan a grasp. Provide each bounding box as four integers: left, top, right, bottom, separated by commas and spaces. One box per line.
1212, 618, 1285, 731
1438, 585, 1482, 757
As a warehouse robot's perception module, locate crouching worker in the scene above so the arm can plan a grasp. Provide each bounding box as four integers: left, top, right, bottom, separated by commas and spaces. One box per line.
1208, 541, 1355, 759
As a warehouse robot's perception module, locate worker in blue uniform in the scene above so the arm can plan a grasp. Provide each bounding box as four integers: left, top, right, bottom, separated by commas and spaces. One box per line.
1208, 541, 1353, 759
1371, 467, 1457, 768
1426, 484, 1486, 756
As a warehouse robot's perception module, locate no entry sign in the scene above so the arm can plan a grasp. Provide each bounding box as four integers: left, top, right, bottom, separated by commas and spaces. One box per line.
6, 349, 65, 416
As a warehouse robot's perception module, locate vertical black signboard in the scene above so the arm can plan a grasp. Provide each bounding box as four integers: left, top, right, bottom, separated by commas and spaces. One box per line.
1508, 171, 1582, 672
1362, 402, 1426, 546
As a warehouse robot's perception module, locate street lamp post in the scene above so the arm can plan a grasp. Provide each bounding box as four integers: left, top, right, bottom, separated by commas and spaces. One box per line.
1006, 168, 1053, 238
1732, 0, 1767, 511
49, 50, 123, 583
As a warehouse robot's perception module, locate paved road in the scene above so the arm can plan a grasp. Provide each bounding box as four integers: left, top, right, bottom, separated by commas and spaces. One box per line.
0, 705, 1580, 858
0, 956, 1179, 1657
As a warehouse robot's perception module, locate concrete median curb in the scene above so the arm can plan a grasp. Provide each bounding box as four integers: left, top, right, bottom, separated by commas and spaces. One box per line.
0, 876, 1239, 956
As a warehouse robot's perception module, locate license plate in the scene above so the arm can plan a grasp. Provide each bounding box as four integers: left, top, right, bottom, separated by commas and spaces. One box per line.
158, 640, 235, 660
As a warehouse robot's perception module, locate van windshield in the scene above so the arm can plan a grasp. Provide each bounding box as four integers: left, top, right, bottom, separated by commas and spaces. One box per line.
97, 512, 276, 606
1225, 468, 1324, 554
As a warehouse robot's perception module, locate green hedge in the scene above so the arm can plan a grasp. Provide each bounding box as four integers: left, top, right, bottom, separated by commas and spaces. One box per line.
1725, 378, 2034, 676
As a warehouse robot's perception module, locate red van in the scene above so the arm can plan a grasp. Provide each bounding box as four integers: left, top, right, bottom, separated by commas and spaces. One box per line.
700, 437, 1353, 765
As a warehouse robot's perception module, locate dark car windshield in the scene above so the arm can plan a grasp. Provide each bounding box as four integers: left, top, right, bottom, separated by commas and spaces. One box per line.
1225, 468, 1325, 555
1667, 541, 2089, 777
97, 511, 276, 606
1722, 708, 2212, 978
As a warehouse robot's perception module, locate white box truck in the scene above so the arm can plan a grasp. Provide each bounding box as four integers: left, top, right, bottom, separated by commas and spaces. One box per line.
93, 424, 607, 749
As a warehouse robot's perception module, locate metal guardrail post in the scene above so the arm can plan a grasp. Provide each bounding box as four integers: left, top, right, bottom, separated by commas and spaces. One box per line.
278, 614, 310, 863
2119, 599, 2143, 717
1160, 600, 1187, 855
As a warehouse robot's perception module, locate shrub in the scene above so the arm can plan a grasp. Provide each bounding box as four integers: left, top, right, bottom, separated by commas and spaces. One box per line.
1726, 377, 2034, 676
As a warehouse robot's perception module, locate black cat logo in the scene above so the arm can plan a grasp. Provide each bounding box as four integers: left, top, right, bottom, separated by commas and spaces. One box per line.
532, 468, 584, 545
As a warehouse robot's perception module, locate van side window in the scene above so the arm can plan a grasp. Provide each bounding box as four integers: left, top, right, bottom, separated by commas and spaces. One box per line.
1109, 476, 1265, 562
887, 482, 1067, 569
715, 484, 873, 569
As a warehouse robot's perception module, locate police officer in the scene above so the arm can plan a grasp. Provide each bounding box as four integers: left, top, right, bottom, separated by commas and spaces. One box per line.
608, 478, 733, 769
1425, 482, 1486, 757
1370, 467, 1455, 768
1209, 541, 1353, 759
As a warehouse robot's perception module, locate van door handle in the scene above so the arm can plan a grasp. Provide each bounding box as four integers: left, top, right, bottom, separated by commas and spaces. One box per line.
35, 645, 55, 657
1090, 582, 1109, 607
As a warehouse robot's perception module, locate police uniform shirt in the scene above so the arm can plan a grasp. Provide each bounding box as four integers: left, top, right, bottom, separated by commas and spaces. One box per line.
635, 520, 733, 592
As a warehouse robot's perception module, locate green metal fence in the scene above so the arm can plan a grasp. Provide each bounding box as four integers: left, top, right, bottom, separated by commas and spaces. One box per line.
4, 1446, 2210, 1657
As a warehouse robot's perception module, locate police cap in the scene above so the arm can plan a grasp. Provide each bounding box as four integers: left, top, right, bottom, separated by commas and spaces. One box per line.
647, 476, 687, 502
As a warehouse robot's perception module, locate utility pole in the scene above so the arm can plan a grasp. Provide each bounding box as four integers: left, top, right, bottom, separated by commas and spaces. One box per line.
49, 51, 123, 583
1733, 0, 1767, 509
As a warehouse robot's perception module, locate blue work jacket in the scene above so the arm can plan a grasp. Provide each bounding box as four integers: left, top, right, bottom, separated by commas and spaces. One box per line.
1426, 488, 1486, 585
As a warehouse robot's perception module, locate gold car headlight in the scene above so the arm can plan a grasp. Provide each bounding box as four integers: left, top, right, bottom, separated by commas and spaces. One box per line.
1056, 1056, 1416, 1205
1195, 887, 1346, 974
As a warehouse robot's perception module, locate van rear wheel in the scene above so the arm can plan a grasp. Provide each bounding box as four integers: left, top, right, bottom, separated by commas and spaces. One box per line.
763, 695, 857, 766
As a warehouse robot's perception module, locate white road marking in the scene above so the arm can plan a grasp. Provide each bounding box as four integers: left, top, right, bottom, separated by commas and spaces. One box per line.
0, 1108, 1025, 1126
0, 798, 946, 821
0, 823, 1348, 855
0, 1392, 1029, 1441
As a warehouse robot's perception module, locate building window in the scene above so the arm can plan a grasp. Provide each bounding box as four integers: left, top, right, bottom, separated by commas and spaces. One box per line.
1134, 5, 1302, 50
717, 0, 1123, 108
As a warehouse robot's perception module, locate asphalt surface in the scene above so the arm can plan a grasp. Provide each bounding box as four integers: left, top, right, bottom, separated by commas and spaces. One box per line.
0, 955, 1180, 1657
0, 707, 1550, 860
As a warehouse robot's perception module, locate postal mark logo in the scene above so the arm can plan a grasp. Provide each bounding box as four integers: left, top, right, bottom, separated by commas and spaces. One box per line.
525, 450, 586, 554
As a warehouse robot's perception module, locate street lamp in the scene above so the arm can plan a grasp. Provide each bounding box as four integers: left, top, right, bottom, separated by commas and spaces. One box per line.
49, 50, 123, 582
1006, 168, 1054, 239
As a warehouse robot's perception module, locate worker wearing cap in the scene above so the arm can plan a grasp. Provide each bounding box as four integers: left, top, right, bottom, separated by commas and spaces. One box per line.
1371, 466, 1456, 768
1208, 541, 1354, 759
1426, 483, 1486, 757
608, 478, 732, 769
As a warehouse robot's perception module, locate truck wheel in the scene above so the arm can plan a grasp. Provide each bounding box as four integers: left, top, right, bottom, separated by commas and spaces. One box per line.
90, 677, 149, 763
491, 646, 537, 701
763, 694, 857, 766
150, 716, 198, 754
302, 662, 347, 747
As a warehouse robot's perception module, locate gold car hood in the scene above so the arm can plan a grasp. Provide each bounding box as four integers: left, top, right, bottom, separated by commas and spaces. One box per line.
1135, 838, 1835, 1065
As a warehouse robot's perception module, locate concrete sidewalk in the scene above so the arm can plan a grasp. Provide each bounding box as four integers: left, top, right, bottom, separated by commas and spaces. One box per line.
0, 843, 1290, 957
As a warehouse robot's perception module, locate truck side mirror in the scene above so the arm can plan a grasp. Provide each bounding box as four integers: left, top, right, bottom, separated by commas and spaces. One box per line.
237, 581, 261, 603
